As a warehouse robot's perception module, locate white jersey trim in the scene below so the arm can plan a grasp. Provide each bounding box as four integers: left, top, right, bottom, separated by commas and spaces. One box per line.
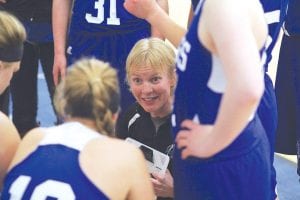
39, 122, 104, 151
264, 10, 280, 25
207, 55, 226, 93
128, 113, 141, 130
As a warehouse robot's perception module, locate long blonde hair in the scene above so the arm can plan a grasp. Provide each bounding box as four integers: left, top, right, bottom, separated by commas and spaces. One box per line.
54, 58, 120, 136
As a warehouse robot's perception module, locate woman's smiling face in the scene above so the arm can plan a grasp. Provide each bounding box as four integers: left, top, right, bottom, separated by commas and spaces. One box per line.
129, 66, 174, 118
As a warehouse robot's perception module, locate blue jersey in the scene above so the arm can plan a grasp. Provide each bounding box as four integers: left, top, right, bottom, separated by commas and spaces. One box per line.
70, 0, 150, 33
191, 0, 200, 10
173, 0, 266, 134
172, 1, 271, 199
260, 0, 288, 72
1, 122, 109, 200
68, 0, 151, 62
67, 0, 152, 109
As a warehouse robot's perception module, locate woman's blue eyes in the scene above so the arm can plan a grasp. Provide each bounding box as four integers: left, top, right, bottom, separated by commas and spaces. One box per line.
132, 78, 142, 84
132, 76, 161, 84
151, 77, 161, 83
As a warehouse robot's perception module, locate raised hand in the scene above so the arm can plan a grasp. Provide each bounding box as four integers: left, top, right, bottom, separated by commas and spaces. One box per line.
123, 0, 159, 21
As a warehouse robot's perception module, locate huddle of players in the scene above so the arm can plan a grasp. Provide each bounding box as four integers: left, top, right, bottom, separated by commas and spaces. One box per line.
0, 0, 289, 199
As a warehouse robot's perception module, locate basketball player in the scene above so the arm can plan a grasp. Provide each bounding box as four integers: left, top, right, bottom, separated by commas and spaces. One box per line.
0, 10, 26, 188
1, 58, 154, 199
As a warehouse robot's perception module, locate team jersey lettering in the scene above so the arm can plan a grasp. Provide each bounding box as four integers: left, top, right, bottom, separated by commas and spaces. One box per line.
177, 38, 191, 72
8, 175, 76, 200
85, 0, 120, 25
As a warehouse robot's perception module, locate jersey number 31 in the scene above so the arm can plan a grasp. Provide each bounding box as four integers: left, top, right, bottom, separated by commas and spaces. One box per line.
86, 0, 120, 25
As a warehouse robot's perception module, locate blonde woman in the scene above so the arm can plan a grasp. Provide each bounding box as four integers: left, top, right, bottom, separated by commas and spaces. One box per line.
1, 58, 154, 200
116, 38, 176, 199
0, 10, 26, 189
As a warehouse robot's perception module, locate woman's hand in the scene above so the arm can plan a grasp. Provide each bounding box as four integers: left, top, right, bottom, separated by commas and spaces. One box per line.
176, 119, 220, 159
151, 169, 174, 197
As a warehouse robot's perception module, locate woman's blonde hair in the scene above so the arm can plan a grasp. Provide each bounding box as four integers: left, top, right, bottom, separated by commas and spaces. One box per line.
54, 58, 120, 136
0, 11, 26, 66
126, 38, 177, 92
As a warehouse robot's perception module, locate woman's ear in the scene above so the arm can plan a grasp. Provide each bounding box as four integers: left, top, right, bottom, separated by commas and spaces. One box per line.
170, 71, 177, 87
112, 112, 119, 122
0, 61, 3, 69
169, 71, 177, 96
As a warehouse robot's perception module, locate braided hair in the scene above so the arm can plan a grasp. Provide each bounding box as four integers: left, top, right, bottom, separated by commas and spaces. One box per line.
54, 58, 120, 136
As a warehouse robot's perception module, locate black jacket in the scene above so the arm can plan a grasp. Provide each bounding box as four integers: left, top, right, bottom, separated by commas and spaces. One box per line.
116, 102, 173, 200
116, 102, 173, 155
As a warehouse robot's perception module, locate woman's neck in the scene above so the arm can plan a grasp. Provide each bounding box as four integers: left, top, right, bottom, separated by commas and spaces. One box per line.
65, 117, 98, 131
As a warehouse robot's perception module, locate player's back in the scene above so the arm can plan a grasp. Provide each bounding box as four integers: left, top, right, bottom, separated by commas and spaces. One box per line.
70, 0, 150, 33
1, 122, 109, 200
68, 0, 151, 64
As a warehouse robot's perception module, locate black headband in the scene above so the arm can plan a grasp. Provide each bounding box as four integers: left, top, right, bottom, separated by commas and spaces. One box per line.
0, 43, 24, 62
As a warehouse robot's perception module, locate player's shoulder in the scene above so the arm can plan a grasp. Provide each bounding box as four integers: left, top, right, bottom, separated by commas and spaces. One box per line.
22, 128, 45, 144
8, 128, 45, 170
0, 112, 13, 129
90, 137, 142, 155
84, 137, 145, 166
0, 112, 19, 141
203, 0, 263, 14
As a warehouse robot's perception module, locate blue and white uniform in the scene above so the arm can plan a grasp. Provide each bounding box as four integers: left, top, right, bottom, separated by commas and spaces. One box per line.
1, 122, 109, 200
67, 0, 152, 109
172, 1, 271, 199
